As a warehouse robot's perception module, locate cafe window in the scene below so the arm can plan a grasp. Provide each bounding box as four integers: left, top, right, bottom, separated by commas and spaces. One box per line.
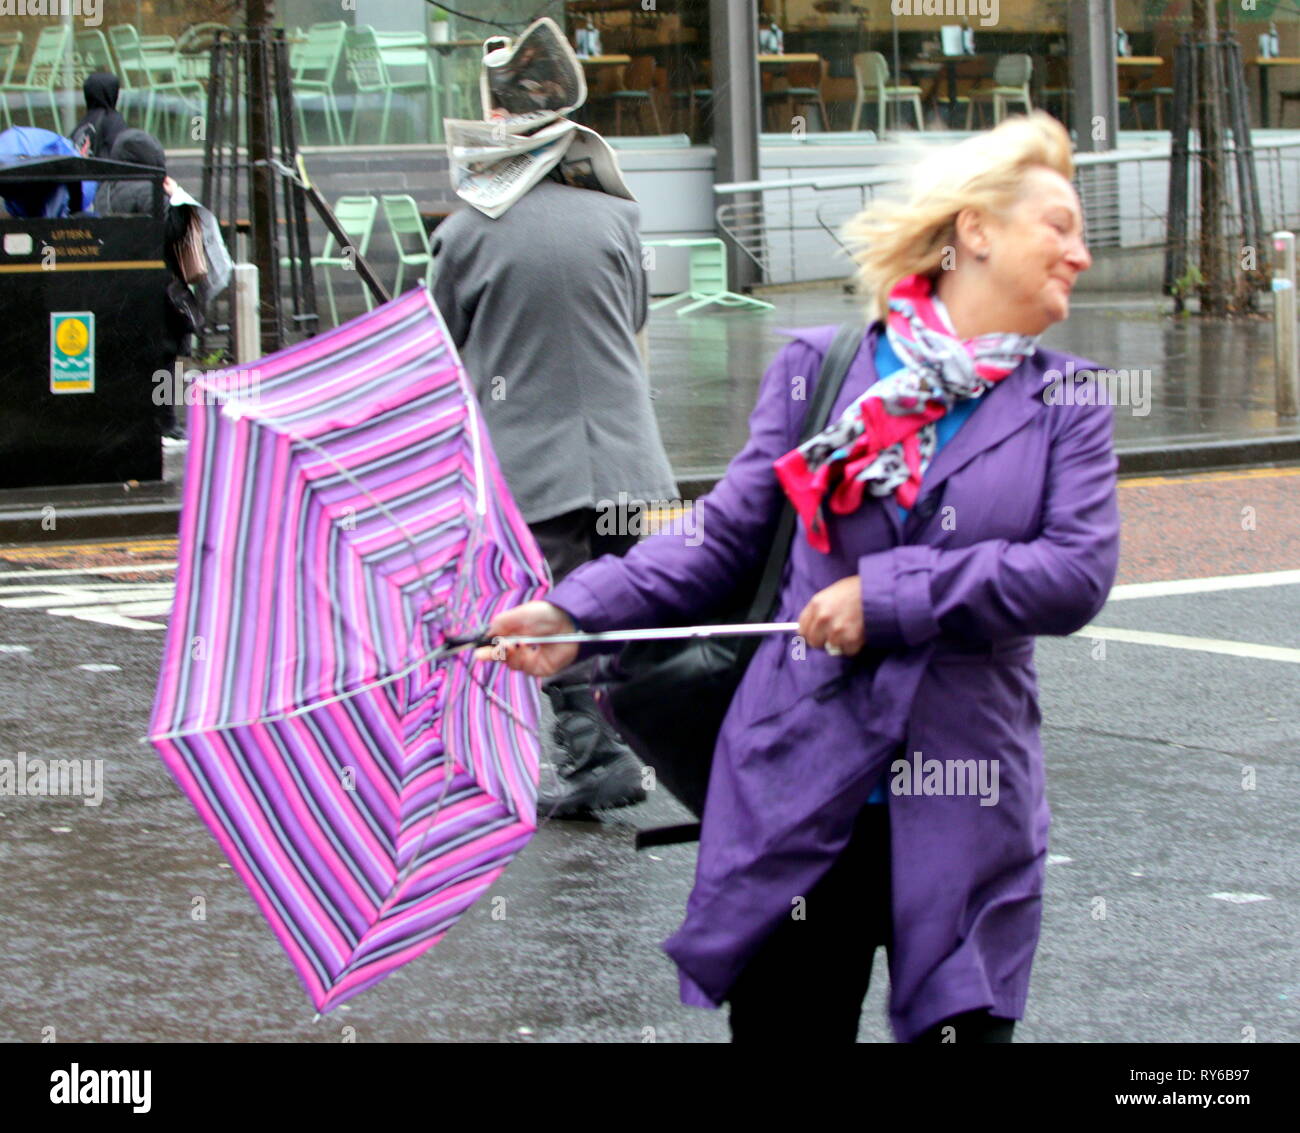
4, 0, 1289, 154
1114, 0, 1299, 131
566, 0, 710, 141
762, 0, 1071, 134
0, 0, 236, 146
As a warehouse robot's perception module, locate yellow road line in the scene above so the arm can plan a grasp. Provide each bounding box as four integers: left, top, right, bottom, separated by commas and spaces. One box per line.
0, 538, 178, 560
3, 467, 1297, 558
1121, 466, 1300, 489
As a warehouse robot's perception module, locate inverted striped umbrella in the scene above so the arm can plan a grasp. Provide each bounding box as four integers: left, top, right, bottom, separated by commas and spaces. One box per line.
149, 290, 549, 1013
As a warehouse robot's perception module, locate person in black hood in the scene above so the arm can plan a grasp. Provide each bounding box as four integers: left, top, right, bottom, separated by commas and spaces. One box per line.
73, 73, 128, 159
95, 128, 193, 444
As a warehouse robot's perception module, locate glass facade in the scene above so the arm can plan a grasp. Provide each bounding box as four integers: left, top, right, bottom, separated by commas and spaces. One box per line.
0, 0, 1297, 153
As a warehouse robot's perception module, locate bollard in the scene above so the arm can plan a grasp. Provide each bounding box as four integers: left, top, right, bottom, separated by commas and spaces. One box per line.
1274, 232, 1298, 419
232, 263, 260, 366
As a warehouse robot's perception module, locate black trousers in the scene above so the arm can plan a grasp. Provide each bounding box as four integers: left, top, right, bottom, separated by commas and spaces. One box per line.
727, 803, 1016, 1044
529, 507, 639, 689
529, 505, 640, 585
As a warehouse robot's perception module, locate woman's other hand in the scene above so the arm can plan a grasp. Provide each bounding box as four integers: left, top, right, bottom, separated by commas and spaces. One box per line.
798, 576, 866, 657
474, 601, 579, 676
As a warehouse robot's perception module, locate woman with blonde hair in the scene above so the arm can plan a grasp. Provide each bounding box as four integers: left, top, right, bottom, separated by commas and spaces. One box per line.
482, 111, 1119, 1042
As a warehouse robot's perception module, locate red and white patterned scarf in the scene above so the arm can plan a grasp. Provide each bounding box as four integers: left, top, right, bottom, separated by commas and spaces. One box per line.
773, 273, 1039, 552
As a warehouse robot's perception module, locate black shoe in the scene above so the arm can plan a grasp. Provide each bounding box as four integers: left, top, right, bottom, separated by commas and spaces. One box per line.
538, 685, 646, 819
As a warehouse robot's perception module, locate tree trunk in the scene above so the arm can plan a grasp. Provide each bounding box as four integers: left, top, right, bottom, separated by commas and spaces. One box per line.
1191, 0, 1234, 315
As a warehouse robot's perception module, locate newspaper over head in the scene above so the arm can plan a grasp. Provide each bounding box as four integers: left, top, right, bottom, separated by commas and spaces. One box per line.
444, 17, 635, 219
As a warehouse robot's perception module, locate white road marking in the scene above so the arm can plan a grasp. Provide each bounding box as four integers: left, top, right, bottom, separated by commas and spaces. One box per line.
78, 664, 121, 672
0, 586, 174, 609
0, 582, 173, 631
1047, 854, 1073, 865
1209, 892, 1273, 904
1079, 625, 1300, 664
0, 563, 176, 580
1108, 569, 1300, 602
0, 644, 32, 653
49, 600, 174, 618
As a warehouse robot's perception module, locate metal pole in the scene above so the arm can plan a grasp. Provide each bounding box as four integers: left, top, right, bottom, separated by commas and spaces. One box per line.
1069, 0, 1119, 153
1274, 231, 1298, 418
246, 0, 280, 354
1224, 34, 1266, 301
232, 263, 260, 365
60, 6, 74, 136
1165, 36, 1194, 306
709, 0, 762, 291
891, 10, 901, 133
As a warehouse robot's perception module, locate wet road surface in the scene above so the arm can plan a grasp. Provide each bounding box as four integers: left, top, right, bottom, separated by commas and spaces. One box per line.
1, 468, 1297, 1042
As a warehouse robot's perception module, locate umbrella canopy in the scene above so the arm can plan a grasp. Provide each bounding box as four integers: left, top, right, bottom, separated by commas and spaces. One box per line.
149, 289, 549, 1012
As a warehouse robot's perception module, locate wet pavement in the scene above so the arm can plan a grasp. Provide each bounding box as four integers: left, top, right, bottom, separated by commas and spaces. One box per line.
645, 288, 1300, 478
0, 468, 1296, 1043
1, 287, 1295, 545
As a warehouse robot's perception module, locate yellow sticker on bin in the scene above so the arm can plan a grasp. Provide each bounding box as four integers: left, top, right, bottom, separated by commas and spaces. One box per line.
51, 312, 95, 394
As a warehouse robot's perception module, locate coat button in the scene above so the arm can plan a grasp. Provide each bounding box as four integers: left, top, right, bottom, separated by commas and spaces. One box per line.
913, 493, 939, 521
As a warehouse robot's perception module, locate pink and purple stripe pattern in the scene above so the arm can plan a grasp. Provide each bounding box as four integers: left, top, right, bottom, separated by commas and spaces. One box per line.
149, 290, 549, 1012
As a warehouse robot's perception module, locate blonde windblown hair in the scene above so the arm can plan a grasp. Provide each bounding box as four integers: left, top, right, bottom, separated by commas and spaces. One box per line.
844, 111, 1075, 320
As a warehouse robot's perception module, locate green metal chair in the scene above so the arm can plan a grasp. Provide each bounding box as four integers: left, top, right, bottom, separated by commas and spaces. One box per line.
381, 194, 432, 294
0, 32, 23, 131
645, 238, 775, 316
314, 195, 380, 327
0, 25, 68, 131
851, 52, 924, 132
108, 24, 205, 144
176, 23, 229, 83
345, 25, 428, 144
963, 54, 1033, 128
376, 30, 440, 142
590, 55, 662, 136
291, 22, 346, 146
73, 30, 115, 87
439, 47, 479, 121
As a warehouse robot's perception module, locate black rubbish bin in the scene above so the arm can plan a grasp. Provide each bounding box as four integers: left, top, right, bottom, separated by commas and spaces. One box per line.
0, 154, 171, 490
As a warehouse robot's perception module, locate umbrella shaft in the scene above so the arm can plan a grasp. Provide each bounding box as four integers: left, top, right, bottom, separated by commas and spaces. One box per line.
495, 622, 800, 647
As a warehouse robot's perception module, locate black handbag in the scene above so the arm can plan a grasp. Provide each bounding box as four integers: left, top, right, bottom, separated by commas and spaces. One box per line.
166, 276, 204, 335
593, 322, 864, 844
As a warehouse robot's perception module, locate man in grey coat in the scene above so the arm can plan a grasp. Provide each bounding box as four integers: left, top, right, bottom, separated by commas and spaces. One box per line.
430, 171, 678, 817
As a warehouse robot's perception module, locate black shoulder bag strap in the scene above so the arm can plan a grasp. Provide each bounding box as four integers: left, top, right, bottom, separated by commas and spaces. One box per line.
634, 323, 865, 852
737, 320, 866, 667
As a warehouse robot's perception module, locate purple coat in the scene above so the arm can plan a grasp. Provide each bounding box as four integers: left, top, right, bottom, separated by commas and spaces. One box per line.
549, 323, 1120, 1040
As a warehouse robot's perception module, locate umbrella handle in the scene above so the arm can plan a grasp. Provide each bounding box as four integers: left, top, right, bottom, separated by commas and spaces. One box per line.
441, 628, 492, 651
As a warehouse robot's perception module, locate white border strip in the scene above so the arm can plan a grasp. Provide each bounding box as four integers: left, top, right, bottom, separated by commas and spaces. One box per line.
1108, 570, 1300, 601
1079, 625, 1300, 664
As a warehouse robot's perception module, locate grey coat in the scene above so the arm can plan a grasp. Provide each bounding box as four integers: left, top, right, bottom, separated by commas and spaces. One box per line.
430, 179, 677, 524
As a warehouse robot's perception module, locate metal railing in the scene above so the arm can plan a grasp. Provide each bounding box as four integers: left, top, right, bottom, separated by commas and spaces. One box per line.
714, 139, 1300, 286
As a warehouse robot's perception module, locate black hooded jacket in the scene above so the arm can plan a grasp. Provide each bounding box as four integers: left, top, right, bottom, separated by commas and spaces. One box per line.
93, 129, 171, 219
94, 129, 192, 356
74, 73, 128, 158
